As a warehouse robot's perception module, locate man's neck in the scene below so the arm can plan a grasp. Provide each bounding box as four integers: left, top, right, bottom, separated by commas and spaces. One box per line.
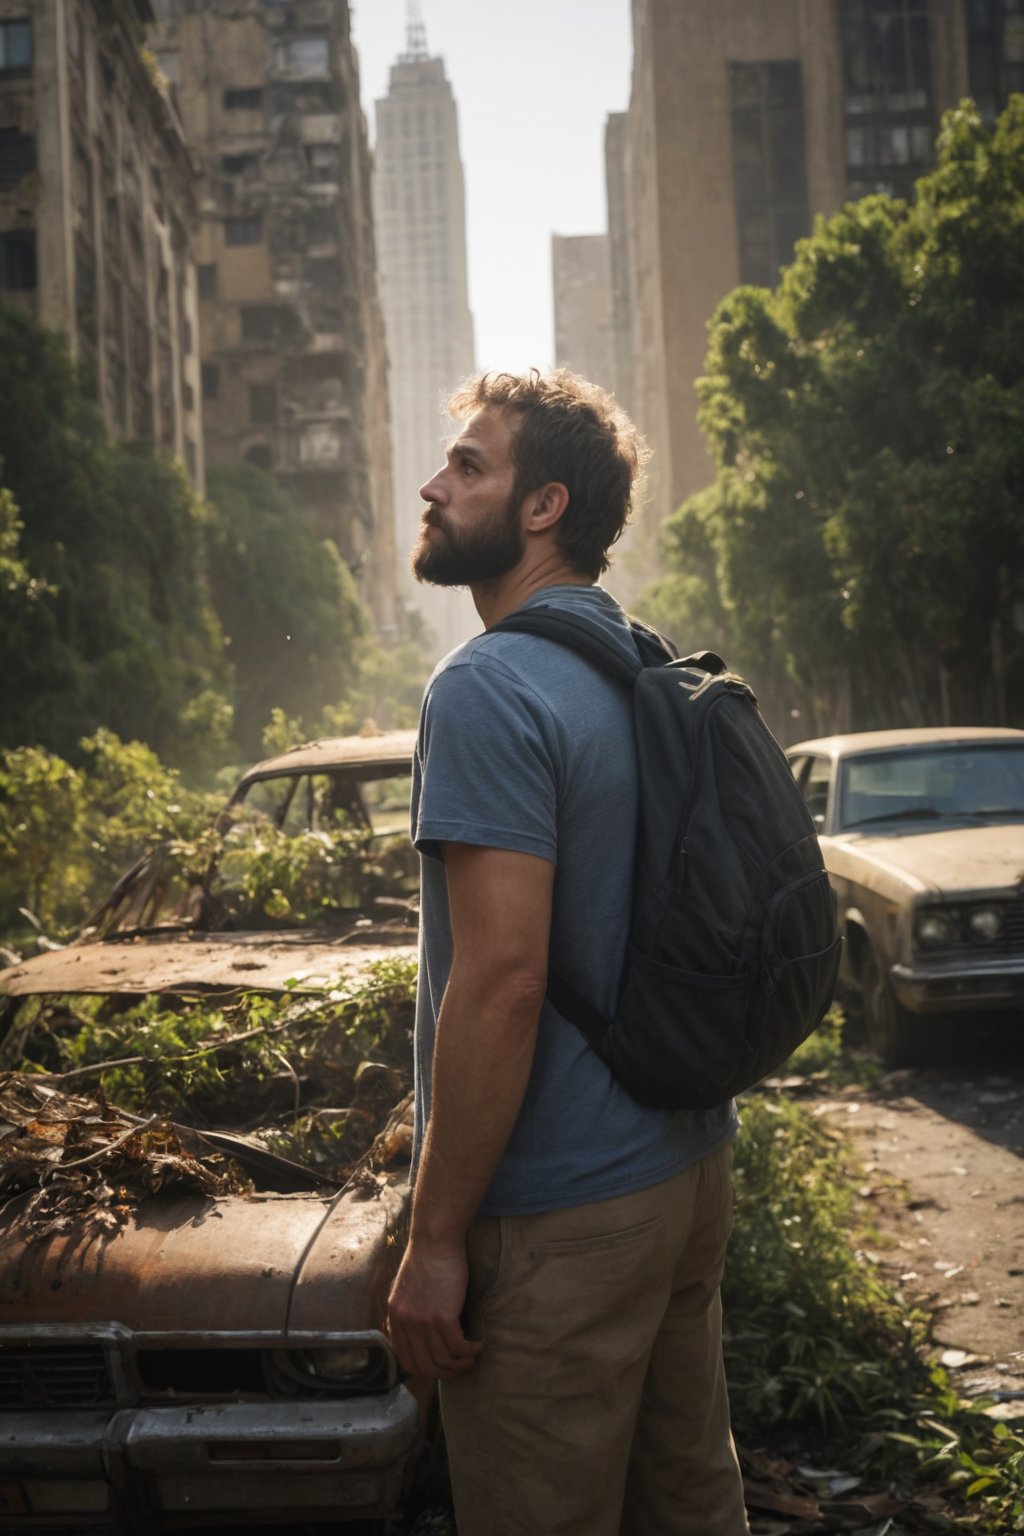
472, 562, 593, 630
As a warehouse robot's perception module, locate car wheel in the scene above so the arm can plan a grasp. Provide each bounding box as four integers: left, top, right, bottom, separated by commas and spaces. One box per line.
861, 950, 925, 1067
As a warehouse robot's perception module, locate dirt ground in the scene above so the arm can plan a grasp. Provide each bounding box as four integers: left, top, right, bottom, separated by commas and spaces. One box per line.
805, 1025, 1024, 1409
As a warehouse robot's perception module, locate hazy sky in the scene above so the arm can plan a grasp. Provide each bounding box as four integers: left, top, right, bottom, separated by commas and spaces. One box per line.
349, 0, 633, 374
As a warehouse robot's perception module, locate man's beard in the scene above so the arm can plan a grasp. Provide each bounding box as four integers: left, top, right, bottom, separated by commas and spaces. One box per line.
411, 491, 525, 588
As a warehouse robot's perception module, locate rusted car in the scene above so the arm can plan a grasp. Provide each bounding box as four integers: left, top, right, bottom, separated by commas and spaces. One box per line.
0, 732, 424, 1531
786, 727, 1024, 1064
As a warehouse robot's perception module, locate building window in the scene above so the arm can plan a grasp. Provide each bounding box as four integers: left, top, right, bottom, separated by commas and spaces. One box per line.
222, 152, 258, 178
241, 305, 294, 345
249, 383, 277, 424
223, 87, 263, 110
729, 61, 810, 288
277, 36, 329, 74
0, 129, 35, 185
201, 362, 220, 400
244, 443, 273, 472
225, 215, 262, 246
839, 0, 934, 198
0, 231, 36, 290
965, 0, 1024, 122
0, 19, 32, 74
197, 263, 217, 299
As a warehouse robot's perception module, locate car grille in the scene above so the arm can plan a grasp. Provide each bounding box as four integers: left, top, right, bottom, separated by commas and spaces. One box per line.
0, 1344, 116, 1409
1005, 898, 1024, 953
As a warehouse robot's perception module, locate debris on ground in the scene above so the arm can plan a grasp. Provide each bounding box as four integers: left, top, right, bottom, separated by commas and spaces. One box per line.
0, 1070, 414, 1245
0, 1072, 252, 1241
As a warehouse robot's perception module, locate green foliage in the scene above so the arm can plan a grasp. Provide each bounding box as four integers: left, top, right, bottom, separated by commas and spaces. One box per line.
211, 820, 407, 930
641, 98, 1024, 736
726, 1094, 921, 1434
727, 1092, 1024, 1526
0, 302, 231, 771
0, 733, 216, 945
203, 465, 367, 758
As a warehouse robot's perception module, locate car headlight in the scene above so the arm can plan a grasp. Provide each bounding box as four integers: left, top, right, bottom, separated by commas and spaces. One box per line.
268, 1343, 389, 1394
916, 909, 957, 948
967, 907, 1002, 943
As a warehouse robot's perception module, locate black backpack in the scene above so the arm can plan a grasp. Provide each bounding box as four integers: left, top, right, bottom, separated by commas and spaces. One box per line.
491, 606, 842, 1111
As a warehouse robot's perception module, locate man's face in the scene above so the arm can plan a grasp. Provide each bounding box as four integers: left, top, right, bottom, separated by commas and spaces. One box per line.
412, 406, 526, 588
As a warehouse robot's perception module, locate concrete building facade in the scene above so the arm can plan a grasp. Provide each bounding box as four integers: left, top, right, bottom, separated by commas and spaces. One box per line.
551, 232, 616, 395
616, 0, 1024, 574
151, 0, 396, 629
373, 15, 476, 653
0, 0, 204, 487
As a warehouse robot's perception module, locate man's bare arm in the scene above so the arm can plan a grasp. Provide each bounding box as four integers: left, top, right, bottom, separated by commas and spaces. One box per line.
387, 842, 553, 1380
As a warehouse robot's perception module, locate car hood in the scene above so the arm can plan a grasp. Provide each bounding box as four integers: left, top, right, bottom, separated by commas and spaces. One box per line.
0, 931, 415, 1000
0, 1176, 408, 1336
828, 822, 1024, 895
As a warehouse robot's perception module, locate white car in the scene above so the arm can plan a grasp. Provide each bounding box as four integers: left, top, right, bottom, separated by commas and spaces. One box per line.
786, 727, 1024, 1063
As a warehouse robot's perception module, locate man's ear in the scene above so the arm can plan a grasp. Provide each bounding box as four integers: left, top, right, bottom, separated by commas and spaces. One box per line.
524, 481, 569, 532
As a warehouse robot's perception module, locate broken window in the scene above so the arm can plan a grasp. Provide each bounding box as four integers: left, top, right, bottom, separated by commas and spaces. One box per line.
729, 61, 810, 288
0, 231, 36, 290
223, 87, 263, 111
0, 19, 32, 73
225, 216, 263, 246
0, 129, 35, 185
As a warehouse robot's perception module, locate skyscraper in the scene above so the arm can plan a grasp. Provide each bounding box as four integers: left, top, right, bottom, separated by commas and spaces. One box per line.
373, 7, 476, 653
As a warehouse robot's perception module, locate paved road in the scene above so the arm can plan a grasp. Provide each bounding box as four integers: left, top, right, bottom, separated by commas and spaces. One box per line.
809, 1030, 1024, 1405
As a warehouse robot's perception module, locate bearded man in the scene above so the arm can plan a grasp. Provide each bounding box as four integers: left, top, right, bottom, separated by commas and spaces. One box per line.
387, 370, 749, 1536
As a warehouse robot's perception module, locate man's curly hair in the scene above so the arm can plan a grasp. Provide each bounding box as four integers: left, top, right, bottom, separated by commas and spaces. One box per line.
446, 369, 648, 580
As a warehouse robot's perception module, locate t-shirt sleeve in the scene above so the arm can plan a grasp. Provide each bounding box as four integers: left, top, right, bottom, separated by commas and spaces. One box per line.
414, 656, 559, 864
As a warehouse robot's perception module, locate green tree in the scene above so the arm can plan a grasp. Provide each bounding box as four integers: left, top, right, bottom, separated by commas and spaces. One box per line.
203, 464, 367, 757
641, 98, 1024, 735
0, 303, 232, 771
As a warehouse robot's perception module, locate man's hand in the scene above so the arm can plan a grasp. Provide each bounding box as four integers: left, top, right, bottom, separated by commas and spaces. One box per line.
387, 1238, 483, 1380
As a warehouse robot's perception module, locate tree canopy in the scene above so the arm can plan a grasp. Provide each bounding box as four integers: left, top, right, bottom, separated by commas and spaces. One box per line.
640, 98, 1024, 737
0, 304, 231, 772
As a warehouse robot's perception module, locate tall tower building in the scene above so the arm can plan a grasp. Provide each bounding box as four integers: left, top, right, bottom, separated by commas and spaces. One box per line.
373, 6, 476, 654
150, 0, 396, 630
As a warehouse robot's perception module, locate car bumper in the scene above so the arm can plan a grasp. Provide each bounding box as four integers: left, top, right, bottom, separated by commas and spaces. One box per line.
891, 958, 1024, 1014
0, 1389, 420, 1528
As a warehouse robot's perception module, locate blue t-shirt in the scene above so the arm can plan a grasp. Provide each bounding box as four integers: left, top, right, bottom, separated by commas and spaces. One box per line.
411, 583, 737, 1216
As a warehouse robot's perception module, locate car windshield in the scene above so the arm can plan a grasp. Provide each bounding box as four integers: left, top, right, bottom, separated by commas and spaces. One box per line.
838, 745, 1024, 831
90, 765, 415, 938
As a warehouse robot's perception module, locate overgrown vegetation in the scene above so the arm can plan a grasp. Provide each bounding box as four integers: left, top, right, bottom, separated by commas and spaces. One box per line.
639, 97, 1024, 738
0, 730, 217, 952
0, 302, 433, 779
727, 1037, 1024, 1530
4, 955, 418, 1178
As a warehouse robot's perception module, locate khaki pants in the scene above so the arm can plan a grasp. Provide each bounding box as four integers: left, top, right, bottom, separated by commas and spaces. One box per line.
440, 1141, 749, 1536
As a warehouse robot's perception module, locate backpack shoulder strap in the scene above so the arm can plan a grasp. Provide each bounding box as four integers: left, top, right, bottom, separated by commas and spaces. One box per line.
490, 605, 675, 685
